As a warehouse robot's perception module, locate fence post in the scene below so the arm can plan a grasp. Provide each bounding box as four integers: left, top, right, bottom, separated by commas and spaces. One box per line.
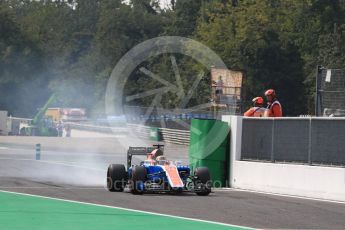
35, 143, 41, 160
308, 117, 312, 165
270, 119, 275, 162
315, 65, 323, 116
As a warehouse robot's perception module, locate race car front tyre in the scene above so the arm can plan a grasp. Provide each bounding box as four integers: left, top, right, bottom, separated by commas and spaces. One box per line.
130, 166, 147, 195
194, 167, 211, 196
107, 164, 127, 192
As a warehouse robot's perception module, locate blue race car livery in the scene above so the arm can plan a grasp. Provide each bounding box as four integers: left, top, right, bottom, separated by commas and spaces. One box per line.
106, 145, 211, 195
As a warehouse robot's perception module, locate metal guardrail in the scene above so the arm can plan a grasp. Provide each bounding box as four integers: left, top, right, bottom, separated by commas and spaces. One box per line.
127, 124, 151, 138
5, 117, 191, 145
160, 127, 190, 145
69, 122, 190, 145
67, 122, 128, 134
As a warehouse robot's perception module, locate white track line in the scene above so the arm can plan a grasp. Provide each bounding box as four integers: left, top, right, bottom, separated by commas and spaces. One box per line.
0, 189, 253, 230
0, 186, 105, 190
217, 188, 345, 205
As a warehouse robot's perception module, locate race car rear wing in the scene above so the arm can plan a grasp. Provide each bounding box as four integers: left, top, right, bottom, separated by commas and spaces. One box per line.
127, 145, 164, 168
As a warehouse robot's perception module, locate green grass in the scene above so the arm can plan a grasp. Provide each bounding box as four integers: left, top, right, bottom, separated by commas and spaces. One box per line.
0, 191, 250, 230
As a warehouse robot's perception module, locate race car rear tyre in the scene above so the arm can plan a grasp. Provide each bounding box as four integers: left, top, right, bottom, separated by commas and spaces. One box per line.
130, 166, 147, 195
107, 164, 127, 192
194, 167, 211, 196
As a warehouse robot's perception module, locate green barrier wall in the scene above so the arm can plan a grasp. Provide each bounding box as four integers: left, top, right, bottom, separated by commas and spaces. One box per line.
149, 127, 162, 141
189, 119, 230, 187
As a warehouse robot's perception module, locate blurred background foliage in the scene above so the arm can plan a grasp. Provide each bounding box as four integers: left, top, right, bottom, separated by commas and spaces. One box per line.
0, 0, 344, 117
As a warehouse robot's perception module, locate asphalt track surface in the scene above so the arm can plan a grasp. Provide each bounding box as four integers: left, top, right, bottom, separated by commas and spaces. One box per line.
1, 135, 345, 229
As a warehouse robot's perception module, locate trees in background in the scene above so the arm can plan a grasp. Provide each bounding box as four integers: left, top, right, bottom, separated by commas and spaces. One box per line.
193, 1, 307, 115
0, 0, 344, 117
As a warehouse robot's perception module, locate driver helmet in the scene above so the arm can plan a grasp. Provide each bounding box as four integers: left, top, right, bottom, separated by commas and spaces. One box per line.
156, 156, 168, 165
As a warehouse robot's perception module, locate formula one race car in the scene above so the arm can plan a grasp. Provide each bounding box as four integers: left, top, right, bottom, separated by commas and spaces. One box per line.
106, 145, 211, 195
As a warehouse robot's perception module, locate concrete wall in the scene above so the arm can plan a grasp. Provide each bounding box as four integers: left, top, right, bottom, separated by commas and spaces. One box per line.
222, 115, 345, 202
233, 160, 345, 202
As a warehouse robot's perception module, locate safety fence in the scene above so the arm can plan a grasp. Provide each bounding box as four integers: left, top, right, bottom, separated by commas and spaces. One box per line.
316, 66, 345, 116
241, 117, 345, 166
